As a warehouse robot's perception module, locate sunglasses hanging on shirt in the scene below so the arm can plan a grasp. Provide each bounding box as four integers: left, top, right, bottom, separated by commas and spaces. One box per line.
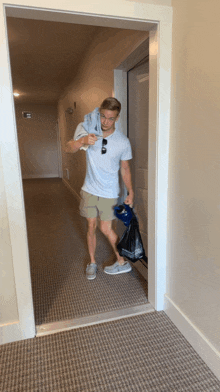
101, 139, 108, 154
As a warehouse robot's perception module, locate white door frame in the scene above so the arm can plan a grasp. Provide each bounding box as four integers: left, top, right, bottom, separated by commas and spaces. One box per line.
0, 1, 172, 344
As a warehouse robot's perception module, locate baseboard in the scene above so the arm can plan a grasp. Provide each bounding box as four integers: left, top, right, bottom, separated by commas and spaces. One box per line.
62, 178, 81, 201
22, 174, 59, 179
164, 294, 220, 381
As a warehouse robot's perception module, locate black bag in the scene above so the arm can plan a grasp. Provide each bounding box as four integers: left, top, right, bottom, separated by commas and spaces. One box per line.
117, 208, 148, 264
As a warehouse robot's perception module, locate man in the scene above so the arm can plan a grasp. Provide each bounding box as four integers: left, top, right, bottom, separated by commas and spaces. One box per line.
66, 97, 134, 280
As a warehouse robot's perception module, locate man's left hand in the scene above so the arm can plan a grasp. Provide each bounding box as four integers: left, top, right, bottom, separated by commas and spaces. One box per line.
124, 191, 134, 207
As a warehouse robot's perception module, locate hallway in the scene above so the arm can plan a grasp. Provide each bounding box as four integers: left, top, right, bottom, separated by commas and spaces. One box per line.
23, 178, 148, 326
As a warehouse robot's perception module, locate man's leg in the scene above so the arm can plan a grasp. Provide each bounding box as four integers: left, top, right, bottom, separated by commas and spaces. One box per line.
79, 190, 99, 279
85, 217, 98, 280
99, 220, 125, 265
87, 217, 97, 264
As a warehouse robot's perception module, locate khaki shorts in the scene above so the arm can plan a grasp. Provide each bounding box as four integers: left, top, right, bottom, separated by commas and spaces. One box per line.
79, 190, 118, 221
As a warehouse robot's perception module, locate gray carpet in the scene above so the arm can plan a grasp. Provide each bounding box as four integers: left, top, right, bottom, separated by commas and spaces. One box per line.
1, 312, 220, 391
23, 179, 148, 325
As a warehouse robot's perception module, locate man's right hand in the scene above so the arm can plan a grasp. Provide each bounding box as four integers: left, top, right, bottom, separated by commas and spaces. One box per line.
65, 133, 98, 153
83, 134, 98, 145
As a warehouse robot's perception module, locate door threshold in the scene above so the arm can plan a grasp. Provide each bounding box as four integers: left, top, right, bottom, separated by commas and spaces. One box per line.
36, 302, 155, 337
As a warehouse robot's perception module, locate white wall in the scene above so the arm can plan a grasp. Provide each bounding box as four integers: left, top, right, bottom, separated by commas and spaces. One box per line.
15, 103, 59, 179
165, 0, 220, 374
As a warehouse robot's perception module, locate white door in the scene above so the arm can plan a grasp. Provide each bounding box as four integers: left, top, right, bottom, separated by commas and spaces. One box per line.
128, 58, 149, 279
0, 57, 36, 344
0, 156, 36, 345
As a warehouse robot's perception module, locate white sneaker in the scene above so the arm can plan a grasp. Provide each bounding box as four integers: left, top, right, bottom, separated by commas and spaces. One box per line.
104, 261, 132, 275
86, 263, 97, 280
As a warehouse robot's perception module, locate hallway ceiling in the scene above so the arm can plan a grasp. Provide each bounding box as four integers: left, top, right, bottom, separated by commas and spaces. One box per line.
6, 17, 107, 105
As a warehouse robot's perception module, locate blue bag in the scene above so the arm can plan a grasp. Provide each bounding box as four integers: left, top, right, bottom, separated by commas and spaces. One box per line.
114, 203, 133, 227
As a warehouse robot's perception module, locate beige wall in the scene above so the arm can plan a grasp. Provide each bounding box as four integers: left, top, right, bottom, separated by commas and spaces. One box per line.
58, 28, 148, 195
126, 0, 171, 5
167, 0, 220, 351
15, 103, 59, 178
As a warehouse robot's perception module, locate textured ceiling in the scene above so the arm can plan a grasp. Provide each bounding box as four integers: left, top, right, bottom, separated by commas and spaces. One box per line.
6, 17, 106, 104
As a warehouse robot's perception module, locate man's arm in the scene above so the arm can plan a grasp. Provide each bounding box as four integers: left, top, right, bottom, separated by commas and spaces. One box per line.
120, 160, 134, 207
65, 137, 86, 153
65, 134, 98, 153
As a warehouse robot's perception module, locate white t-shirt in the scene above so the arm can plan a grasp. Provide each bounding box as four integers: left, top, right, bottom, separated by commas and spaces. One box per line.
74, 122, 132, 198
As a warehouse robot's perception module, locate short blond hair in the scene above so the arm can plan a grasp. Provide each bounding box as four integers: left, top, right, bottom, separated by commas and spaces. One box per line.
100, 97, 121, 114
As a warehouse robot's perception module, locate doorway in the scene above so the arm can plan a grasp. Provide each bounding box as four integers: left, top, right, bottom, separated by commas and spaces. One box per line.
0, 3, 172, 344
6, 17, 151, 335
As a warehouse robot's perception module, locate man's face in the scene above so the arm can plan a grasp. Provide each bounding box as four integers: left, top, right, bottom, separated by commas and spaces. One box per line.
100, 109, 119, 132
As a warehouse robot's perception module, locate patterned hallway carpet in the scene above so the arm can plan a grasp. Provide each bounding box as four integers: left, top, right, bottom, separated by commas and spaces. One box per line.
1, 312, 220, 391
22, 178, 148, 325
